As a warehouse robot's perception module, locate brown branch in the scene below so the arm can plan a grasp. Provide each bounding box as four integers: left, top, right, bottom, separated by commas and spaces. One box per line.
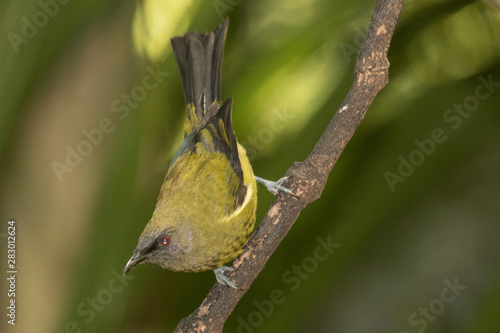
174, 0, 404, 331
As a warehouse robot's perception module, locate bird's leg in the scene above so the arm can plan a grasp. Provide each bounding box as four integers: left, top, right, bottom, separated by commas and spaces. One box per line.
254, 176, 295, 196
214, 266, 238, 289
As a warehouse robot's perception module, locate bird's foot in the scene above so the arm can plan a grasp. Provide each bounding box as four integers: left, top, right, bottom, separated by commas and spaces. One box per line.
255, 176, 295, 196
214, 266, 238, 289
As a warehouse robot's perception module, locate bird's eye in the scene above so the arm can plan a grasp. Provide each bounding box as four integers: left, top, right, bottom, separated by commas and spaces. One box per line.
160, 236, 170, 246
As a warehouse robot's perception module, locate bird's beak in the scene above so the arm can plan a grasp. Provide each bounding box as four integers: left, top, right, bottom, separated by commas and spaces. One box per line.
123, 251, 145, 276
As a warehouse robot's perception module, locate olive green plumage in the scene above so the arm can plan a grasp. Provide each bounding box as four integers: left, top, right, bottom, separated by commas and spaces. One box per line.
124, 20, 258, 275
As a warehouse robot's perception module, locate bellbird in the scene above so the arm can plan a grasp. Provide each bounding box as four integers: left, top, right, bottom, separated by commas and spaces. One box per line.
123, 20, 290, 287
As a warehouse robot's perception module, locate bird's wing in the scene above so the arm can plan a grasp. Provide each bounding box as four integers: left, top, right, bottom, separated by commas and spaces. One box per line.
167, 99, 246, 208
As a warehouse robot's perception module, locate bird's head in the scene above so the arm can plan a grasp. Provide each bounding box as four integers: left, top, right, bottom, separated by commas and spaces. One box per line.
123, 218, 198, 276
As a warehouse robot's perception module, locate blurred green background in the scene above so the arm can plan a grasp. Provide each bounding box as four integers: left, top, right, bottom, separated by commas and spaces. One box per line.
1, 0, 500, 332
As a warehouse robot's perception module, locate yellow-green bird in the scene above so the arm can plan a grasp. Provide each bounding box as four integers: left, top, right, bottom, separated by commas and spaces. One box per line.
123, 20, 290, 287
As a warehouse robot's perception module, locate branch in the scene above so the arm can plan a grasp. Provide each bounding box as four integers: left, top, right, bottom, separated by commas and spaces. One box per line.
174, 0, 404, 331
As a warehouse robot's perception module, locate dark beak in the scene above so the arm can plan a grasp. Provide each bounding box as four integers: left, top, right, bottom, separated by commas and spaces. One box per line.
123, 251, 146, 276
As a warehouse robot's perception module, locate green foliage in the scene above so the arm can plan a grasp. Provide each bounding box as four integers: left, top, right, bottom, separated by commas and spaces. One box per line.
1, 0, 499, 332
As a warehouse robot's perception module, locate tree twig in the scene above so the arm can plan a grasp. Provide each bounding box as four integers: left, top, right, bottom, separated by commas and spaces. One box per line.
174, 0, 405, 331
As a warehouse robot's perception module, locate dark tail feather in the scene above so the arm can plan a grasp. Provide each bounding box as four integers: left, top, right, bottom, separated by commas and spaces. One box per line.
171, 20, 228, 127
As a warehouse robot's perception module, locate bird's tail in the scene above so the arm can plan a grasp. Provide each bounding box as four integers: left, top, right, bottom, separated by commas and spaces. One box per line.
171, 20, 228, 136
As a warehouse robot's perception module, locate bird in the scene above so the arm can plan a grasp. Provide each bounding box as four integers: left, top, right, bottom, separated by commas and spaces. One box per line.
123, 20, 291, 288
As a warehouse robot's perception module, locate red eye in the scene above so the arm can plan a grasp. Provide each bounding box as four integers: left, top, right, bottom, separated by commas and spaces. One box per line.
160, 236, 170, 246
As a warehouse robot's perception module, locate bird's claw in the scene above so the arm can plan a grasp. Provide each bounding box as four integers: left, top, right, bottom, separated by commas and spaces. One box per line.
255, 176, 295, 196
214, 266, 239, 289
